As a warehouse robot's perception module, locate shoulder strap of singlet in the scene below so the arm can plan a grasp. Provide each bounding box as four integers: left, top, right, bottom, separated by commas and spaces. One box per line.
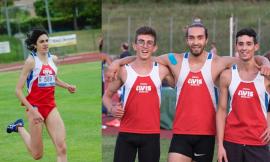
231, 64, 240, 81
184, 52, 189, 59
207, 52, 213, 60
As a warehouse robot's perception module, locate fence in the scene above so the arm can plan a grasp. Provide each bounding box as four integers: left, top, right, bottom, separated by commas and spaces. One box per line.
103, 15, 270, 56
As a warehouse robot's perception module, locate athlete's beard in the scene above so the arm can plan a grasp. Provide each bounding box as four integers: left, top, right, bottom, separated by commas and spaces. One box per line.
190, 46, 205, 57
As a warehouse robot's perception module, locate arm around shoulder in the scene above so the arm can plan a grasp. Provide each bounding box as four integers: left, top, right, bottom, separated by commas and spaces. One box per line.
254, 55, 270, 76
155, 53, 181, 66
254, 55, 270, 66
113, 55, 135, 66
159, 64, 175, 88
217, 55, 239, 69
106, 56, 135, 81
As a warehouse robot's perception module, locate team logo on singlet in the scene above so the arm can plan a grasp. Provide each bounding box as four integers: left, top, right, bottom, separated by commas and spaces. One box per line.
43, 69, 53, 75
187, 76, 202, 86
136, 83, 151, 93
238, 88, 254, 98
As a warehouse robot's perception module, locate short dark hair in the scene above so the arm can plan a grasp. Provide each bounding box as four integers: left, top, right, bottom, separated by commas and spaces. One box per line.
25, 28, 48, 52
185, 19, 208, 39
236, 28, 257, 44
135, 26, 157, 45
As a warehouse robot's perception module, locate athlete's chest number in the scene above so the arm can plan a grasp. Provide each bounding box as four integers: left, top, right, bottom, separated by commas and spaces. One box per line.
38, 75, 55, 87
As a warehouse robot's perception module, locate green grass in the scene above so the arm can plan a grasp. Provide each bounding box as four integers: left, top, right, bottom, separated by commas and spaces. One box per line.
0, 62, 101, 162
102, 1, 270, 56
103, 135, 217, 162
0, 29, 101, 63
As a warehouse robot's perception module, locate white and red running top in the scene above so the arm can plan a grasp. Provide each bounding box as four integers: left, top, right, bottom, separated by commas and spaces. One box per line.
26, 52, 57, 108
224, 64, 269, 145
119, 62, 161, 134
173, 52, 218, 135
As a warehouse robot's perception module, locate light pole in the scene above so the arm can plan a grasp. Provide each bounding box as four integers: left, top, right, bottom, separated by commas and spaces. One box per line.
258, 10, 270, 55
44, 0, 52, 34
229, 15, 233, 57
4, 0, 11, 36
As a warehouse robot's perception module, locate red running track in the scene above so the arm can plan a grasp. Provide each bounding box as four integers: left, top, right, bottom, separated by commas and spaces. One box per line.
0, 52, 100, 72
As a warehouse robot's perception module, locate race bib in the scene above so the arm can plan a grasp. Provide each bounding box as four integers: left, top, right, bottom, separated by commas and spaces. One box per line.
38, 75, 55, 87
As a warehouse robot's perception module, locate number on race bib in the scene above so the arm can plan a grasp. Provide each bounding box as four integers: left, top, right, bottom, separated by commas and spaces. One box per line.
38, 75, 55, 87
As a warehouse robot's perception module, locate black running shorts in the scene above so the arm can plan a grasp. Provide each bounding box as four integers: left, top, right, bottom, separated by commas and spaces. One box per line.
114, 132, 160, 162
224, 140, 270, 162
169, 134, 215, 162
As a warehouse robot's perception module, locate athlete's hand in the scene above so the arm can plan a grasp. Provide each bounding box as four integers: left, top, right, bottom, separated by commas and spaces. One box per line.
28, 107, 44, 124
105, 62, 120, 82
111, 103, 124, 119
256, 64, 270, 76
217, 145, 228, 162
67, 84, 76, 93
260, 127, 270, 144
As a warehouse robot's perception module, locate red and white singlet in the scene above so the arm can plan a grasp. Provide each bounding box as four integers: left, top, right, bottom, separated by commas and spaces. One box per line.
119, 62, 161, 134
173, 52, 218, 135
224, 64, 269, 145
26, 52, 57, 119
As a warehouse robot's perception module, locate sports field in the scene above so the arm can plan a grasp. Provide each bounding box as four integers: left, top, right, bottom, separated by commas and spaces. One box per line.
0, 62, 101, 162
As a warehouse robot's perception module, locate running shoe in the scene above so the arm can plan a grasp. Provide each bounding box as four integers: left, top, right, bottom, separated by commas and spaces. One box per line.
6, 119, 24, 133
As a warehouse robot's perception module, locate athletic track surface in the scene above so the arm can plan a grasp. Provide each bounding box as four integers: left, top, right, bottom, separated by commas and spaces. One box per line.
0, 52, 100, 72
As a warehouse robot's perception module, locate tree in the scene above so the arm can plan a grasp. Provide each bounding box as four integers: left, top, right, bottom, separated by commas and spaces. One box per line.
34, 0, 101, 30
53, 0, 91, 30
79, 0, 101, 28
34, 0, 64, 17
